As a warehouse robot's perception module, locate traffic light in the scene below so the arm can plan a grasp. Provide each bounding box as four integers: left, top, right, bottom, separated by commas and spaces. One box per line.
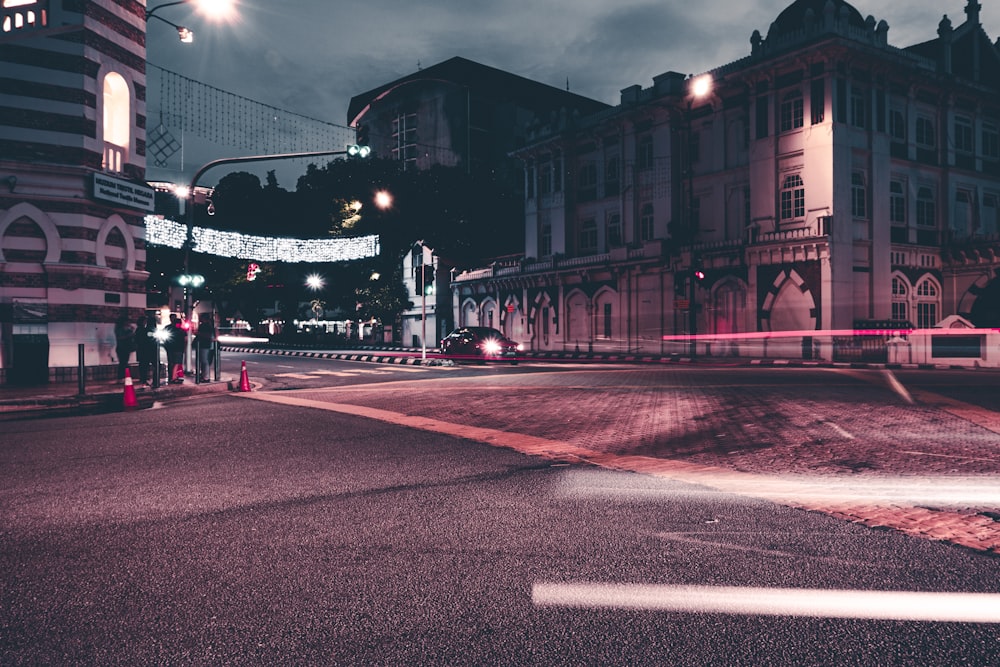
693, 259, 706, 282
422, 264, 435, 295
347, 124, 371, 158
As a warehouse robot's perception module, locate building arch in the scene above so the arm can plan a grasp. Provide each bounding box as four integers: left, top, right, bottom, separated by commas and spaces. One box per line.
479, 297, 498, 330
761, 268, 816, 332
564, 288, 590, 348
592, 285, 619, 341
711, 276, 748, 335
0, 202, 61, 264
961, 270, 1000, 328
913, 274, 941, 328
96, 215, 136, 271
460, 297, 478, 327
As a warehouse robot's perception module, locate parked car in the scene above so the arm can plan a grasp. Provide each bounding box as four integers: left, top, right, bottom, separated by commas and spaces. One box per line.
439, 327, 522, 364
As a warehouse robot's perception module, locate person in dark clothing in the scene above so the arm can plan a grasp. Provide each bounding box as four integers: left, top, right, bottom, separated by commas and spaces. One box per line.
195, 315, 217, 382
135, 315, 156, 384
164, 313, 188, 383
114, 315, 135, 380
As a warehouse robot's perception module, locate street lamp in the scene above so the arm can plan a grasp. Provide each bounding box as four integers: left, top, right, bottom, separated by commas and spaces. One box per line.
685, 74, 712, 356
146, 0, 236, 43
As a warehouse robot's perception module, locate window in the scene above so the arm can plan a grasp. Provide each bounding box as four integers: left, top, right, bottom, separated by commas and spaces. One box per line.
102, 71, 130, 173
391, 112, 418, 169
780, 90, 804, 132
915, 279, 939, 328
983, 194, 999, 236
538, 159, 552, 195
954, 116, 974, 153
577, 162, 597, 201
954, 190, 974, 238
606, 213, 622, 247
851, 171, 867, 218
983, 122, 999, 160
850, 86, 866, 129
579, 219, 598, 253
780, 174, 805, 220
605, 156, 620, 197
891, 277, 909, 322
602, 303, 613, 339
916, 116, 935, 147
889, 108, 906, 142
890, 180, 906, 224
540, 224, 552, 257
637, 135, 653, 169
639, 203, 654, 241
525, 162, 535, 199
916, 187, 935, 227
810, 79, 825, 125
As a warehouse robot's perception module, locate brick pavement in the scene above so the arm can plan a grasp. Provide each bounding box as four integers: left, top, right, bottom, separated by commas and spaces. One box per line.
239, 366, 1000, 557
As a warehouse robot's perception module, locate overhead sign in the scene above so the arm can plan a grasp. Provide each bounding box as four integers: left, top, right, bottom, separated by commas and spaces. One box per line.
91, 173, 155, 211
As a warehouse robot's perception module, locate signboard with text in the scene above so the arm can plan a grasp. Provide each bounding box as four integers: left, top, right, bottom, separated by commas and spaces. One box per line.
91, 173, 155, 211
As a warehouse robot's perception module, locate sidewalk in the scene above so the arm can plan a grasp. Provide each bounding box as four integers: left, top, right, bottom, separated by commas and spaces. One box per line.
0, 373, 236, 419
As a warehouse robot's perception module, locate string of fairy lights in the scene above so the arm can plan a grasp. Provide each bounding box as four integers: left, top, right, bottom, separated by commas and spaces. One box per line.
145, 215, 380, 263
146, 63, 355, 168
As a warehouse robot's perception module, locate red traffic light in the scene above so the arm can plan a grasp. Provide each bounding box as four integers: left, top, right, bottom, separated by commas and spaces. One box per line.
694, 269, 706, 281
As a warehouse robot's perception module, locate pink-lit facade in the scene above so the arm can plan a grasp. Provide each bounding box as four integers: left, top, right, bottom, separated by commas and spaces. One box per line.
0, 0, 151, 384
454, 0, 1000, 365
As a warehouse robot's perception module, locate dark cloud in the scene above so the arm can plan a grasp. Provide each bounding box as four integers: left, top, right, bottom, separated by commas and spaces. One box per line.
147, 0, 998, 186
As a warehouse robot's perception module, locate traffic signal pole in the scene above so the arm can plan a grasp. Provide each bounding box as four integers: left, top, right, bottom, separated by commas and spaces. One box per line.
181, 146, 367, 372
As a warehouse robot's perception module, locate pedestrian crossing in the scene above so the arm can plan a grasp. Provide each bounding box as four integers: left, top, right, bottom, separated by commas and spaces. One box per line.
272, 365, 460, 380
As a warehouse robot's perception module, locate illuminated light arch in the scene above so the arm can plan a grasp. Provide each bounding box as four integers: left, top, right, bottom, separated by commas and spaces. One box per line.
144, 215, 379, 262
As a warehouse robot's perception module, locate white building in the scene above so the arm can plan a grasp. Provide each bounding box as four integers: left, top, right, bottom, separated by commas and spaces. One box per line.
454, 0, 1000, 365
1, 0, 152, 384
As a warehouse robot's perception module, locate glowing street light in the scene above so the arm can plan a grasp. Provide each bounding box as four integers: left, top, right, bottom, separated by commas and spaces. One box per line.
305, 274, 325, 291
146, 0, 236, 43
374, 190, 393, 210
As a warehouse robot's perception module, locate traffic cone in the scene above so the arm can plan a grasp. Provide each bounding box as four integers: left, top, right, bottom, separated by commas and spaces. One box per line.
238, 360, 252, 392
122, 368, 138, 411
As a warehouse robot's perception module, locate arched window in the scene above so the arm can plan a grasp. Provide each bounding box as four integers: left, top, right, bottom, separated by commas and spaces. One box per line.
891, 276, 909, 322
102, 71, 130, 173
915, 278, 940, 328
780, 174, 805, 220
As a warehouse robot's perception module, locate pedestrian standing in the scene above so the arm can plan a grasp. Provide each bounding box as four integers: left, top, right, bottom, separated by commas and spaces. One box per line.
114, 314, 135, 380
164, 313, 187, 383
195, 315, 216, 382
135, 315, 156, 384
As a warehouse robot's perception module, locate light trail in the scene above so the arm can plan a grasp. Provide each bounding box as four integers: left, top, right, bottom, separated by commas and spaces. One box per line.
532, 583, 1000, 623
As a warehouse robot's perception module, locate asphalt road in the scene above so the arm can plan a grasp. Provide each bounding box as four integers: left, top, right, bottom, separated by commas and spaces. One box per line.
3, 366, 1000, 665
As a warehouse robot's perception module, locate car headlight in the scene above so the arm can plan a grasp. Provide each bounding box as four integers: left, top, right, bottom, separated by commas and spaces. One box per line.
483, 340, 501, 355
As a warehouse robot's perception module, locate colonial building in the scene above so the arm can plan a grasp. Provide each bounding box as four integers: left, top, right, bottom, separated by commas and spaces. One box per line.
454, 0, 1000, 365
348, 56, 610, 349
0, 0, 152, 384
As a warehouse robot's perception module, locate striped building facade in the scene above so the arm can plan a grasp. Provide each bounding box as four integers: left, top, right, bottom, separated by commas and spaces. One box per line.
0, 0, 151, 384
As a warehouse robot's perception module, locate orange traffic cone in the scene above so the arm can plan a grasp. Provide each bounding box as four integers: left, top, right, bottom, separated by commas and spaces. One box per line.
238, 360, 252, 392
123, 368, 138, 410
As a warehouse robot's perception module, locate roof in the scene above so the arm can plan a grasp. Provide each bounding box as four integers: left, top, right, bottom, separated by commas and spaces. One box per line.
347, 56, 610, 126
766, 0, 867, 40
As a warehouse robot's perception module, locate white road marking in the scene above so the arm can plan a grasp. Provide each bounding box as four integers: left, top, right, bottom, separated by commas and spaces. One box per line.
531, 582, 1000, 623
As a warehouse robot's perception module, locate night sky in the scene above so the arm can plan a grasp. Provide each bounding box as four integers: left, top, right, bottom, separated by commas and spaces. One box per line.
144, 0, 998, 189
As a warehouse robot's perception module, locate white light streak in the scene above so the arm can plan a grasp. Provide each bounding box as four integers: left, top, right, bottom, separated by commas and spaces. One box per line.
144, 216, 379, 263
532, 583, 1000, 623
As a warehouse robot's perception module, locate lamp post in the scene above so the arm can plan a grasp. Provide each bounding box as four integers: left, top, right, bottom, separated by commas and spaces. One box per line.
179, 146, 370, 364
685, 74, 712, 357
